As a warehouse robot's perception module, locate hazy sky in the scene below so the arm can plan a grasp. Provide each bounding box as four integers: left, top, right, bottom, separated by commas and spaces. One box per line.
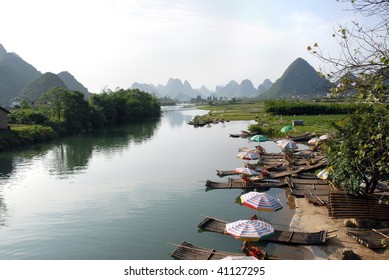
1, 0, 366, 93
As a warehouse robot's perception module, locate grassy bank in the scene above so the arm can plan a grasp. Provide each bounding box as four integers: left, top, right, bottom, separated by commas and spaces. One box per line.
197, 102, 345, 136
0, 125, 57, 152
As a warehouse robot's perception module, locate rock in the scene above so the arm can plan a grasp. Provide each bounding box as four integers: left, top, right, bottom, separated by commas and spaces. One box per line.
329, 248, 362, 260
343, 218, 377, 228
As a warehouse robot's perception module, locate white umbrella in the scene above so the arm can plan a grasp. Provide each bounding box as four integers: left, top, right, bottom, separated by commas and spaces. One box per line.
279, 140, 298, 151
319, 134, 332, 141
240, 191, 283, 212
236, 151, 260, 161
224, 219, 274, 241
308, 137, 322, 145
276, 139, 291, 147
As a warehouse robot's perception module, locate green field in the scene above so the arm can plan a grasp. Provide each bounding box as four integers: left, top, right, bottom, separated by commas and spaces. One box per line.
197, 102, 345, 136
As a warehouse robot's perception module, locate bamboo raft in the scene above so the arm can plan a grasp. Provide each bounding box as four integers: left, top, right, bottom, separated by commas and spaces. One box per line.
205, 178, 287, 190
197, 216, 332, 245
264, 160, 327, 179
328, 191, 389, 219
345, 228, 389, 249
287, 175, 332, 206
170, 241, 258, 260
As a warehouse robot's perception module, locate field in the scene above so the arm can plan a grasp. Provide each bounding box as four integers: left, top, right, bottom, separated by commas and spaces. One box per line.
197, 102, 345, 136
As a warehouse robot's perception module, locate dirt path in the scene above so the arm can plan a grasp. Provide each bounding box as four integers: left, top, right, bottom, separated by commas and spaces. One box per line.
289, 197, 389, 260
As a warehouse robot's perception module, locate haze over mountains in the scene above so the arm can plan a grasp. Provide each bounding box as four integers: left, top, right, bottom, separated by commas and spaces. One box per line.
0, 44, 90, 105
0, 42, 332, 105
131, 78, 273, 101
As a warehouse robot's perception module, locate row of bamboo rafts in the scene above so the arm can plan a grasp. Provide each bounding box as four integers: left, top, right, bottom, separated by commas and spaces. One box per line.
170, 241, 268, 260
328, 191, 389, 219
197, 216, 336, 245
216, 159, 327, 180
345, 228, 389, 249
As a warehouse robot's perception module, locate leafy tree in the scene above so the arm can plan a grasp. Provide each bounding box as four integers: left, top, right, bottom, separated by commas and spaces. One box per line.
327, 105, 388, 194
38, 87, 91, 133
38, 87, 68, 122
308, 0, 389, 193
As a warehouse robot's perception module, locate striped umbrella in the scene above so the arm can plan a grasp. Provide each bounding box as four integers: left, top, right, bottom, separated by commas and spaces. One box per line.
240, 191, 283, 212
224, 219, 274, 241
234, 167, 260, 176
236, 151, 260, 161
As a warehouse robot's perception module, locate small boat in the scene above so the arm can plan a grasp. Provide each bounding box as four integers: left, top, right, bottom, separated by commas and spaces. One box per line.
170, 241, 265, 260
198, 215, 333, 245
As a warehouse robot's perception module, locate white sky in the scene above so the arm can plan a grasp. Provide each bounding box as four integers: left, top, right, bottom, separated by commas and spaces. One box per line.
0, 0, 366, 93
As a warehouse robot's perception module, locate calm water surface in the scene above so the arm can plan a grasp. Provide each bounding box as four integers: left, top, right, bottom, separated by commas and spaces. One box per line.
0, 106, 313, 260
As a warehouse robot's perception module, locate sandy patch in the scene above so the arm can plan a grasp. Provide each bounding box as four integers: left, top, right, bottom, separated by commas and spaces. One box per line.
289, 197, 389, 260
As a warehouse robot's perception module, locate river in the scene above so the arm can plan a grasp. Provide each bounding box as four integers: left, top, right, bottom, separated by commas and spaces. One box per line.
0, 106, 315, 260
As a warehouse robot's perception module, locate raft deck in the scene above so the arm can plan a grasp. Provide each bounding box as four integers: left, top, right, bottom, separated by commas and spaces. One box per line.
197, 216, 330, 245
345, 228, 389, 249
205, 178, 287, 190
170, 241, 260, 260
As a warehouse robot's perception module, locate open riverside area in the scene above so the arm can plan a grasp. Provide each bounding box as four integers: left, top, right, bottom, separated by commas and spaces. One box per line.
1, 105, 387, 261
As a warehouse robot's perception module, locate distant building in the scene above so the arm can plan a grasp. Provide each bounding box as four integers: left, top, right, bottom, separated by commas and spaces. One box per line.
0, 106, 11, 130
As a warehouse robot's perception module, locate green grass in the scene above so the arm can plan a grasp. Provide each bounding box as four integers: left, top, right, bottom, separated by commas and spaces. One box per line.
197, 102, 344, 135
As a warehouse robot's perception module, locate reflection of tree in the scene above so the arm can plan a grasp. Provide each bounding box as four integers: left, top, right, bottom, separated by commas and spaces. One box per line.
0, 154, 14, 179
43, 118, 160, 177
0, 118, 160, 179
0, 194, 7, 227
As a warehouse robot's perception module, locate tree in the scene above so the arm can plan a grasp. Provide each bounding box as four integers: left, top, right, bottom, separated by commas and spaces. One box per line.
38, 87, 91, 133
308, 0, 388, 103
308, 0, 389, 193
327, 105, 389, 194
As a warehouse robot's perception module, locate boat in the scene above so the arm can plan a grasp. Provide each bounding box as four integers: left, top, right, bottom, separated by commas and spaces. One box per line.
170, 241, 265, 260
197, 215, 333, 245
288, 132, 316, 142
205, 178, 288, 190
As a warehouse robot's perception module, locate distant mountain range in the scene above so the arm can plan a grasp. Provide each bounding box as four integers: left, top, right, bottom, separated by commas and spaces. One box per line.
0, 43, 90, 105
131, 58, 331, 101
131, 78, 274, 101
1, 42, 333, 105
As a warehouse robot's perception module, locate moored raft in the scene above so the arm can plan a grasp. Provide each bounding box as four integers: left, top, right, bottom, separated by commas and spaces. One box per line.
170, 241, 263, 260
205, 178, 287, 190
345, 228, 389, 249
197, 216, 333, 245
287, 176, 333, 206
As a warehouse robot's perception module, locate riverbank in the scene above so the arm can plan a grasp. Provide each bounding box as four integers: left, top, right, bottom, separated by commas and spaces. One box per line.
290, 196, 389, 260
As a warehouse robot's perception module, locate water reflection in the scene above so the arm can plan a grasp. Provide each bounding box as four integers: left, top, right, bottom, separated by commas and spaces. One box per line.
162, 106, 205, 128
0, 119, 161, 179
0, 195, 6, 227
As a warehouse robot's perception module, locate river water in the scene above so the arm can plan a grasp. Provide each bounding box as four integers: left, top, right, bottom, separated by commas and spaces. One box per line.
0, 106, 314, 260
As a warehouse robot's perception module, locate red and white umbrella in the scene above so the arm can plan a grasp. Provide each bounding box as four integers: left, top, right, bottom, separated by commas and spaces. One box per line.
240, 191, 283, 212
236, 151, 260, 161
224, 219, 274, 241
234, 167, 260, 176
